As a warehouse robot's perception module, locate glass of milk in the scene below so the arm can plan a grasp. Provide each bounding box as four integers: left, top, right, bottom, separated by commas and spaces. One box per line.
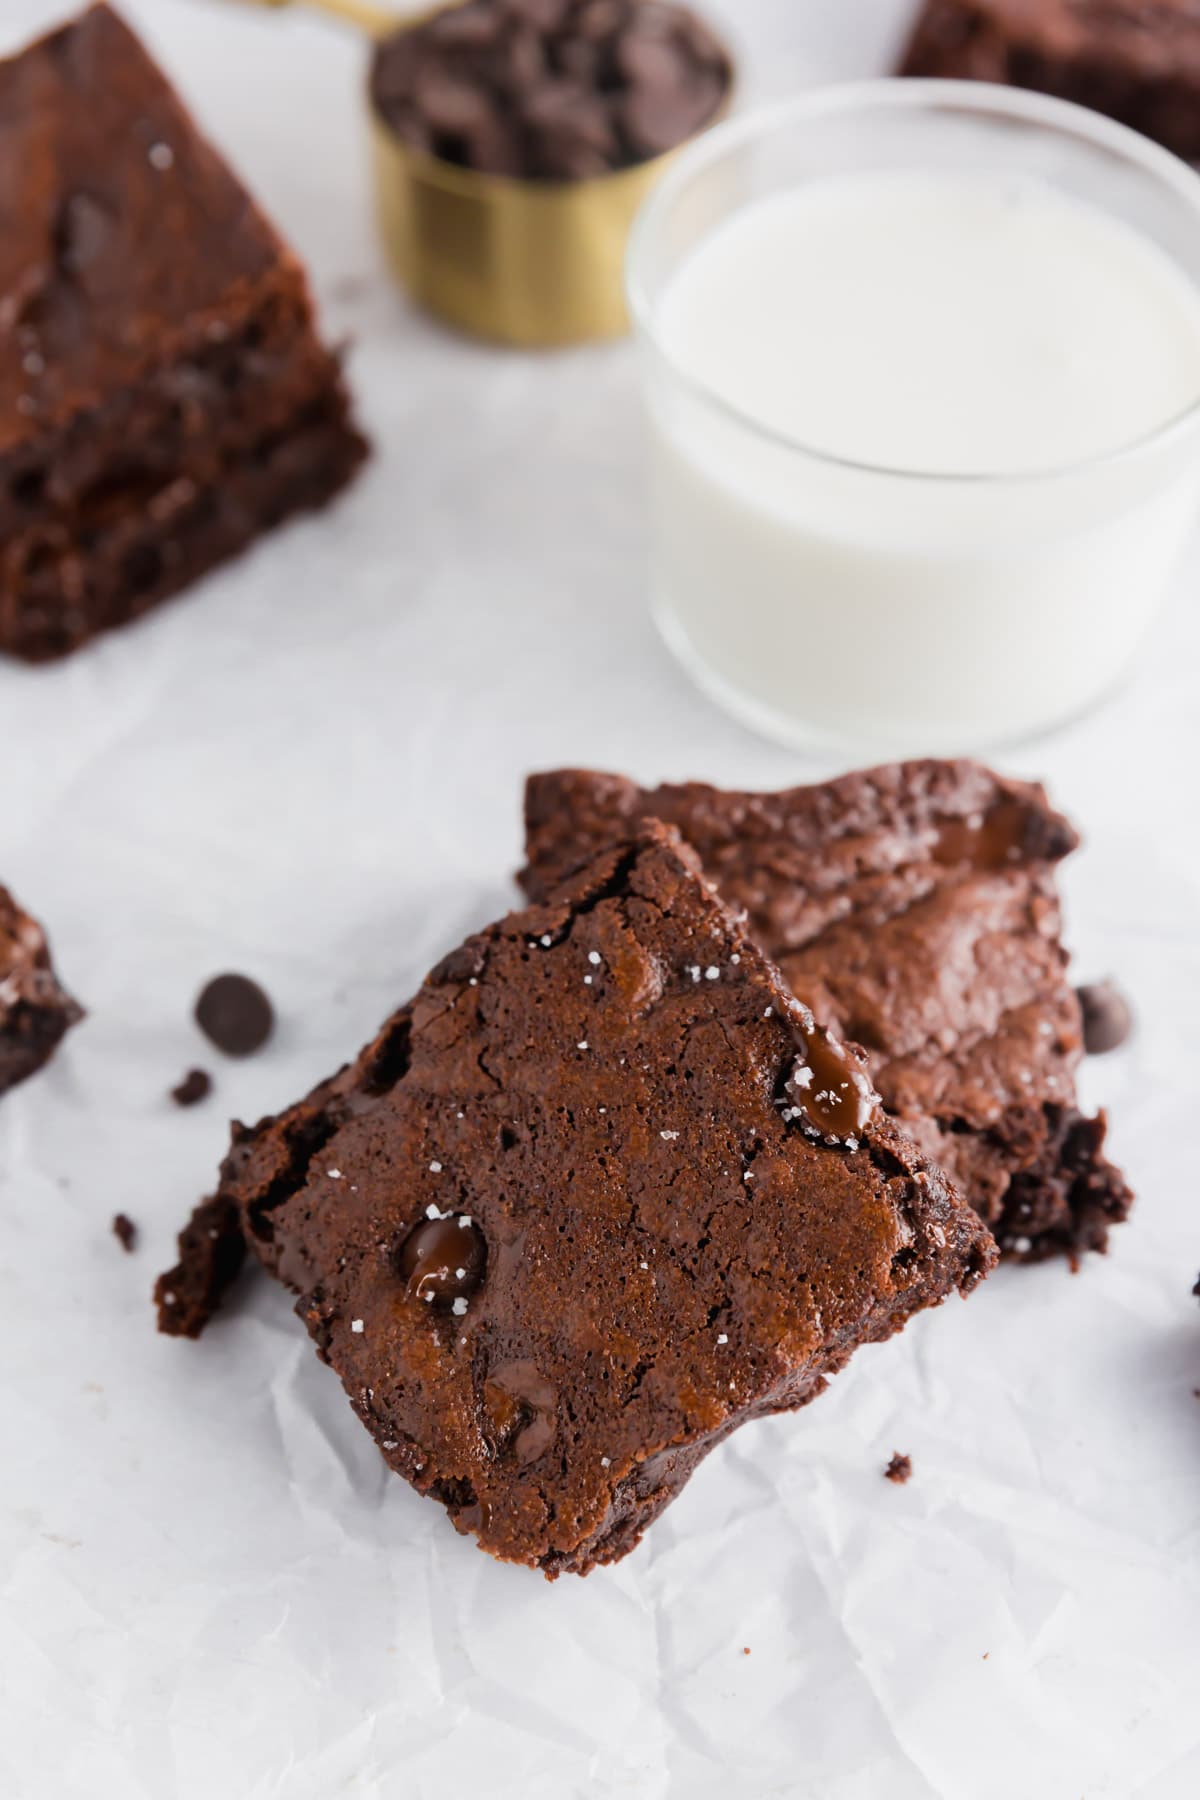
626, 82, 1200, 755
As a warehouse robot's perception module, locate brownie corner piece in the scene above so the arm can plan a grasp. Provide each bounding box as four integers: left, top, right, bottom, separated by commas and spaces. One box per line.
162, 822, 993, 1576
520, 759, 1133, 1266
0, 885, 83, 1096
899, 0, 1200, 165
0, 2, 368, 662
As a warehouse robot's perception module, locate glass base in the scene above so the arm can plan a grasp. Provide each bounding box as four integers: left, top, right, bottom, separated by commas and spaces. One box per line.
652, 591, 1128, 762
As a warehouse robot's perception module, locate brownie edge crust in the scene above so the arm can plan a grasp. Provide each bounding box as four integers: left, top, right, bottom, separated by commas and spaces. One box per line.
157, 825, 994, 1577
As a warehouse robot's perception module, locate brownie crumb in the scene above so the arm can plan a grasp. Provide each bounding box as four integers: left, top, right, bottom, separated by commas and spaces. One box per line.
884, 1452, 913, 1485
195, 973, 274, 1057
112, 1213, 137, 1252
742, 1646, 751, 1656
171, 1067, 213, 1107
1077, 981, 1133, 1056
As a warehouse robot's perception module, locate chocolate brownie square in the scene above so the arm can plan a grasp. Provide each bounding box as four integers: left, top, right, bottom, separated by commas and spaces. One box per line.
0, 885, 82, 1096
521, 762, 1133, 1264
157, 824, 994, 1576
0, 4, 367, 662
899, 0, 1200, 164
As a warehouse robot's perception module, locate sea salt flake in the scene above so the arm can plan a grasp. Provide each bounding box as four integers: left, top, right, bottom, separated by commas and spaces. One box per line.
451, 1297, 469, 1316
351, 1319, 364, 1334
147, 141, 174, 170
717, 1333, 729, 1345
327, 1167, 343, 1179
540, 934, 552, 948
584, 975, 593, 985
429, 1161, 442, 1172
661, 1130, 680, 1141
577, 1041, 589, 1051
792, 1064, 814, 1089
588, 951, 601, 965
600, 1456, 611, 1468
705, 966, 720, 980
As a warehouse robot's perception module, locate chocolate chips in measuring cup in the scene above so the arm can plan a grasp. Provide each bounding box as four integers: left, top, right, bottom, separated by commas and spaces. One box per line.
369, 0, 732, 180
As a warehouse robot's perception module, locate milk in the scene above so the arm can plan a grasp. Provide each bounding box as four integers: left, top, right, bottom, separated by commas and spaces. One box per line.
645, 171, 1200, 752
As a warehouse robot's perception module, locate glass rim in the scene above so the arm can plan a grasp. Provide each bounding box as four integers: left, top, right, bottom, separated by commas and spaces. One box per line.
625, 78, 1200, 487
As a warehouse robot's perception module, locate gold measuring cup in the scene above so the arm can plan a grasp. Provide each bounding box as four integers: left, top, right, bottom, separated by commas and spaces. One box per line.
234, 0, 733, 346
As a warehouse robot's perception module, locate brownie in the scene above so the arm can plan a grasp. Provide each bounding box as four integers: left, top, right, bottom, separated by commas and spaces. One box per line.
156, 824, 994, 1577
899, 0, 1200, 163
521, 762, 1134, 1263
0, 884, 82, 1096
0, 4, 367, 662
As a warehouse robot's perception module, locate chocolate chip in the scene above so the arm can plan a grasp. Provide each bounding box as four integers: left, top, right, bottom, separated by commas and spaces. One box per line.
1077, 981, 1133, 1055
112, 1213, 138, 1253
369, 0, 730, 179
399, 1214, 487, 1305
171, 1067, 213, 1108
194, 973, 274, 1058
884, 1452, 912, 1485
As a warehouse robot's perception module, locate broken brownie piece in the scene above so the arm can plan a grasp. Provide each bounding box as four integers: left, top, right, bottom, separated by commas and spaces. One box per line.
0, 4, 367, 662
521, 761, 1134, 1263
0, 885, 82, 1096
156, 824, 994, 1576
899, 0, 1200, 165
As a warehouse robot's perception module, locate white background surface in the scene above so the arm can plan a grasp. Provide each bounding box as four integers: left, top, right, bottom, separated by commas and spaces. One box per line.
1, 2, 1198, 1796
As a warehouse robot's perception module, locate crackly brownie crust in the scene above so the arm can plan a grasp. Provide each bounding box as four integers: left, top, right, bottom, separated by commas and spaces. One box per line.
899, 0, 1200, 164
157, 825, 994, 1576
521, 762, 1133, 1263
0, 885, 82, 1096
0, 5, 366, 660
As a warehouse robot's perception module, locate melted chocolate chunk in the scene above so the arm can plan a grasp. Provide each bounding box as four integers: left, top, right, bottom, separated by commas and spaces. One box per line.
484, 1360, 558, 1466
932, 800, 1033, 871
1077, 981, 1133, 1056
194, 973, 274, 1058
785, 1010, 878, 1145
399, 1214, 487, 1305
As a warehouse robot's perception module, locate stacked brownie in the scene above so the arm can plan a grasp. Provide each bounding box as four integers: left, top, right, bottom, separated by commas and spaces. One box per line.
521, 760, 1133, 1262
158, 825, 995, 1575
0, 4, 367, 662
899, 0, 1200, 164
0, 886, 81, 1097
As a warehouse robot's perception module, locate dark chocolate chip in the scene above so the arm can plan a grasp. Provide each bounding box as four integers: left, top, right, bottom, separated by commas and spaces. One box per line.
399, 1214, 487, 1305
171, 1067, 213, 1108
1077, 981, 1133, 1055
112, 1212, 137, 1253
884, 1452, 912, 1485
194, 973, 274, 1058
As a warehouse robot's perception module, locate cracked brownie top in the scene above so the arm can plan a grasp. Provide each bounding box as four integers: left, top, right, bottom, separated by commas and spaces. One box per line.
157, 822, 994, 1576
521, 760, 1133, 1262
